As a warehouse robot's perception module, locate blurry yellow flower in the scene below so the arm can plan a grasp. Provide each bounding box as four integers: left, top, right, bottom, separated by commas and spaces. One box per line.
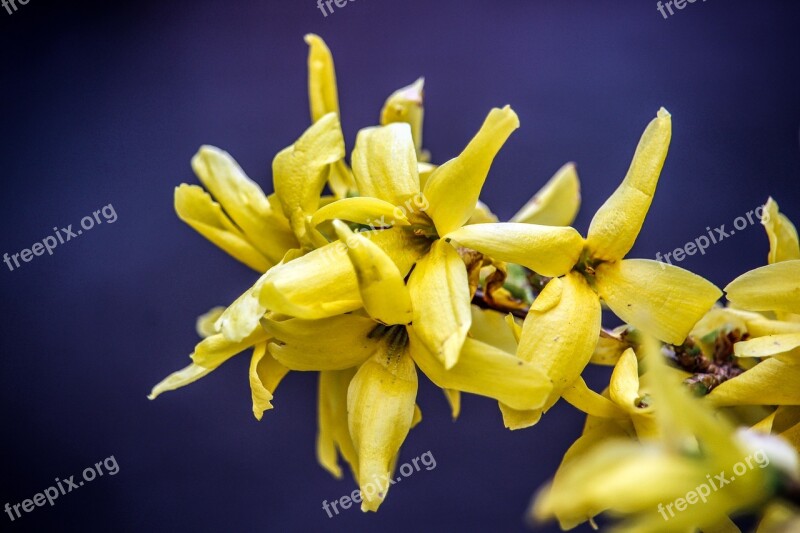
533, 337, 800, 532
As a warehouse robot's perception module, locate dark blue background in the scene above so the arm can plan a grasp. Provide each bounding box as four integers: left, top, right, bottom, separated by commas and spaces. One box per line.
1, 1, 798, 531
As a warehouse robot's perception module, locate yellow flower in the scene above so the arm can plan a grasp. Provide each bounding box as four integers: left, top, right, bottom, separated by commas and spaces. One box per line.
533, 337, 800, 532
445, 108, 721, 429
262, 221, 552, 511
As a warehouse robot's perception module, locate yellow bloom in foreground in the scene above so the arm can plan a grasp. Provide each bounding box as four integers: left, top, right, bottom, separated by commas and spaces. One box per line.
447, 108, 721, 429
533, 338, 800, 532
262, 221, 552, 511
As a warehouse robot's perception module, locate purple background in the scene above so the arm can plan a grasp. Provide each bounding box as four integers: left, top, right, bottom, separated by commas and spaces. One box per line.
1, 0, 798, 531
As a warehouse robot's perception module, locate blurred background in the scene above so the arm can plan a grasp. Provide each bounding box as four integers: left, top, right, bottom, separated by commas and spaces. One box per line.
1, 0, 798, 531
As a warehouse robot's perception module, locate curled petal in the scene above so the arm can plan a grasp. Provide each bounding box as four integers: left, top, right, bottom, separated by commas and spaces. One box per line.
351, 123, 420, 205
586, 108, 672, 262
348, 348, 418, 512
380, 78, 426, 160
763, 197, 800, 264
408, 239, 471, 369
310, 197, 410, 229
249, 342, 289, 421
317, 369, 359, 480
305, 34, 339, 121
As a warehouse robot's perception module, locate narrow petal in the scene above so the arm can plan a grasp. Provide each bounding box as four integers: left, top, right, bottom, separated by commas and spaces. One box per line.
586, 108, 672, 262
351, 123, 420, 204
445, 222, 583, 277
408, 239, 471, 369
763, 197, 800, 264
263, 314, 379, 371
273, 113, 346, 241
733, 333, 800, 358
443, 389, 461, 420
423, 106, 519, 236
148, 328, 267, 399
191, 146, 297, 263
409, 330, 552, 411
196, 306, 225, 338
515, 272, 601, 407
348, 348, 418, 512
511, 163, 581, 226
561, 378, 627, 418
595, 259, 722, 345
317, 368, 359, 480
249, 342, 289, 421
333, 221, 412, 325
305, 34, 339, 122
380, 77, 426, 160
310, 197, 410, 229
724, 260, 800, 314
174, 184, 271, 272
609, 348, 640, 408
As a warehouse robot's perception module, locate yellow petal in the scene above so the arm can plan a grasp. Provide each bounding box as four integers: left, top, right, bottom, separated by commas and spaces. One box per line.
273, 113, 345, 241
514, 272, 601, 408
763, 197, 800, 264
332, 221, 413, 325
411, 404, 423, 428
746, 317, 800, 337
442, 389, 461, 420
706, 357, 800, 406
348, 348, 418, 512
725, 260, 800, 314
351, 123, 420, 204
407, 239, 471, 368
259, 227, 425, 319
196, 306, 225, 338
409, 329, 552, 411
249, 342, 289, 421
595, 259, 722, 345
263, 314, 379, 371
191, 146, 297, 264
609, 348, 641, 409
590, 326, 631, 366
561, 378, 627, 418
733, 333, 800, 358
511, 163, 581, 226
328, 160, 358, 200
585, 108, 672, 262
305, 34, 339, 122
148, 328, 267, 399
310, 197, 410, 229
174, 184, 272, 272
380, 77, 425, 160
445, 222, 583, 277
423, 106, 520, 236
317, 368, 359, 480
469, 306, 519, 355
215, 271, 271, 342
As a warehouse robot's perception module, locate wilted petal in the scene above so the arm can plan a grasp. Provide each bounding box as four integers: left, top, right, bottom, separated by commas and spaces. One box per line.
595, 259, 721, 345
409, 329, 551, 411
408, 239, 471, 369
249, 342, 289, 421
586, 108, 672, 262
424, 106, 520, 236
333, 221, 413, 325
174, 184, 272, 272
725, 260, 800, 314
445, 222, 583, 277
196, 306, 225, 338
511, 163, 581, 227
348, 348, 418, 512
263, 314, 378, 371
351, 123, 419, 205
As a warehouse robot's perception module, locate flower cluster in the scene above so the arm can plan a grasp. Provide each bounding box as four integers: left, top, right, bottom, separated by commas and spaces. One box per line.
149, 35, 800, 526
